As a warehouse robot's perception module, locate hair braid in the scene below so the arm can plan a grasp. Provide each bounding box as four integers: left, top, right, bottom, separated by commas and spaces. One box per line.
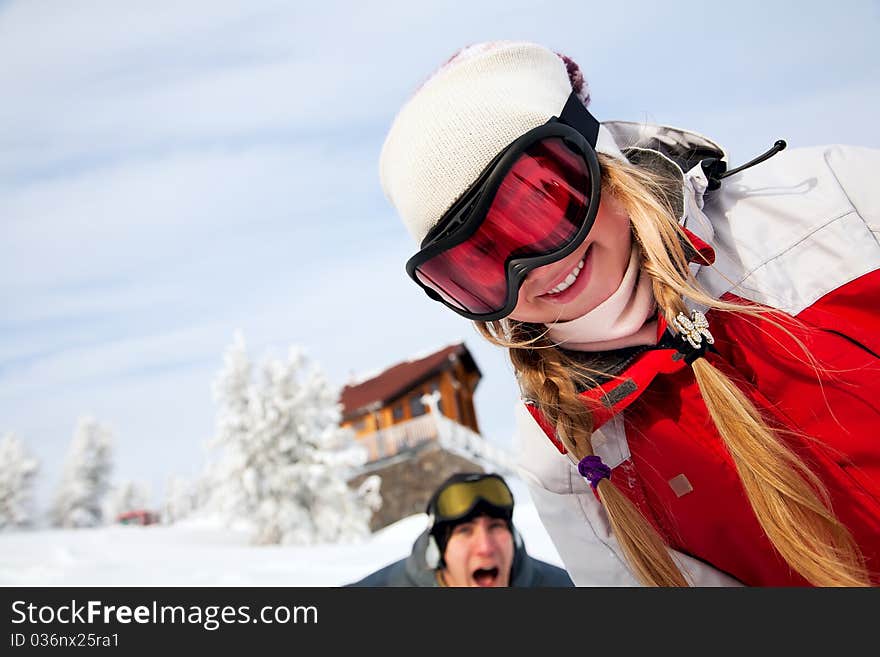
622, 156, 871, 587
483, 322, 690, 586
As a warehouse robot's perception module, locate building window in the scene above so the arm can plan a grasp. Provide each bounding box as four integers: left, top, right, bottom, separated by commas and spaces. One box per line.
352, 418, 367, 433
392, 403, 404, 421
409, 394, 426, 418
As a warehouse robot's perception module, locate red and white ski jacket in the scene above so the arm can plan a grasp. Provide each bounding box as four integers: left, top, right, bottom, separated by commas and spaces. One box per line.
516, 128, 880, 586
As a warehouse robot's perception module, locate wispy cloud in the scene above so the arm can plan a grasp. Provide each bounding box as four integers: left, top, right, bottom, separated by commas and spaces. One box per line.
2, 0, 878, 509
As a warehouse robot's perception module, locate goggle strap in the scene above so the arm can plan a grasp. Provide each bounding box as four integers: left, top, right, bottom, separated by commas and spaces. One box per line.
559, 91, 600, 148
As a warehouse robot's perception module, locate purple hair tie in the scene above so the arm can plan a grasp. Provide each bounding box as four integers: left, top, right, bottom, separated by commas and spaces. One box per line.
578, 455, 611, 489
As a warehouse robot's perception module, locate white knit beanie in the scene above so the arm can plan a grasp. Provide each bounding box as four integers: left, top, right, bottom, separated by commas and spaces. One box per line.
379, 40, 625, 244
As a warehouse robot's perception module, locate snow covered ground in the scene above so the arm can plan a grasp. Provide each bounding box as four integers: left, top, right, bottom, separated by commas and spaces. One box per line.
0, 497, 563, 587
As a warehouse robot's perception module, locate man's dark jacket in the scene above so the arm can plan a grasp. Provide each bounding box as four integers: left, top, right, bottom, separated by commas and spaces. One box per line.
346, 528, 574, 587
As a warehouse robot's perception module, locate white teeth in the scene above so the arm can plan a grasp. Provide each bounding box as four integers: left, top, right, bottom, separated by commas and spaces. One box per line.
546, 259, 584, 295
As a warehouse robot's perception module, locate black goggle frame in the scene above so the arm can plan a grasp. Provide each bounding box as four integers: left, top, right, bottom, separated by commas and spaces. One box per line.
405, 92, 603, 322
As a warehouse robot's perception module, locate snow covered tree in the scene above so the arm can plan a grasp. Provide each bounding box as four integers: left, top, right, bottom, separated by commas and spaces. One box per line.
191, 463, 218, 514
209, 332, 380, 545
50, 417, 114, 528
354, 474, 383, 525
0, 432, 40, 530
103, 480, 151, 522
163, 475, 195, 523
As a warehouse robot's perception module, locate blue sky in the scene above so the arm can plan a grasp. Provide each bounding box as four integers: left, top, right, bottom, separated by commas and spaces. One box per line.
3, 0, 880, 510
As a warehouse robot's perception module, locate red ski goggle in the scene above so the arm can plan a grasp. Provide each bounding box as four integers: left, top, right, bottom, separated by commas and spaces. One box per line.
405, 92, 602, 321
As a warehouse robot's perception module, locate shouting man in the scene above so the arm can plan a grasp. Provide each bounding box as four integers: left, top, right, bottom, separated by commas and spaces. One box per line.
348, 472, 573, 587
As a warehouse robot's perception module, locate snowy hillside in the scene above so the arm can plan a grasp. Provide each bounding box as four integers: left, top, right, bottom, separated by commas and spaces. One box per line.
0, 495, 563, 586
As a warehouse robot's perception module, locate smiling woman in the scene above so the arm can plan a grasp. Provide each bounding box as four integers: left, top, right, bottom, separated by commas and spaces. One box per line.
379, 40, 880, 587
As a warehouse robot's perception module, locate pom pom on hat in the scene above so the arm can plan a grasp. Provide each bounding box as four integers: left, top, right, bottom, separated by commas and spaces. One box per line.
557, 52, 591, 107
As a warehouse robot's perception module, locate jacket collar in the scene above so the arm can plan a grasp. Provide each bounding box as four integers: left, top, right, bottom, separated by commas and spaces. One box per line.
538, 220, 716, 445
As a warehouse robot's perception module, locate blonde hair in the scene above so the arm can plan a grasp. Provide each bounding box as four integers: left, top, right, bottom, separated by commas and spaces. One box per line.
477, 153, 871, 587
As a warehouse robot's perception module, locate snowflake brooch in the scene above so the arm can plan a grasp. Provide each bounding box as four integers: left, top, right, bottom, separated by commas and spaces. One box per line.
671, 310, 715, 350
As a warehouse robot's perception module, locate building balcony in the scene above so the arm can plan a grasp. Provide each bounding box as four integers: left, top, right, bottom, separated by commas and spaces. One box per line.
354, 405, 518, 477
357, 413, 438, 463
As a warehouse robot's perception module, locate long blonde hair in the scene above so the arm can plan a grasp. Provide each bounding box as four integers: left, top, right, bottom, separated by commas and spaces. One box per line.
477, 153, 871, 586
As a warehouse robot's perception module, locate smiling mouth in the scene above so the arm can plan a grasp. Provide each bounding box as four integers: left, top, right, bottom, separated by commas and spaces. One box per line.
472, 567, 500, 587
539, 244, 592, 298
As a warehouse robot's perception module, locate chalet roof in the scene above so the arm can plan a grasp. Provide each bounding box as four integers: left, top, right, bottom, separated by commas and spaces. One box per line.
340, 343, 481, 420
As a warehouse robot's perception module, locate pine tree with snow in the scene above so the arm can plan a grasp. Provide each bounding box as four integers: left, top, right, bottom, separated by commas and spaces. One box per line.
0, 432, 40, 530
191, 462, 218, 514
50, 417, 114, 528
163, 475, 195, 523
209, 333, 381, 545
103, 480, 151, 523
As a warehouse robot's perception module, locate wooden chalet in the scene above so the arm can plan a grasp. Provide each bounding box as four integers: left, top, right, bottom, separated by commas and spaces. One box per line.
339, 343, 482, 463
340, 343, 488, 530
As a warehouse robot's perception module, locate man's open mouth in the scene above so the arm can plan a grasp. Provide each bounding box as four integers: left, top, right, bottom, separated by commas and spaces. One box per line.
472, 567, 499, 587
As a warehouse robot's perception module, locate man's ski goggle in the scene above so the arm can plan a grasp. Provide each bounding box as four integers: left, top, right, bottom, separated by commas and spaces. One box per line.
406, 92, 602, 321
430, 474, 514, 523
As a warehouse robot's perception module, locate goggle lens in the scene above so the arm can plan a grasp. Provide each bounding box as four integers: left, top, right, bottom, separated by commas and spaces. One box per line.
414, 137, 591, 315
434, 476, 514, 521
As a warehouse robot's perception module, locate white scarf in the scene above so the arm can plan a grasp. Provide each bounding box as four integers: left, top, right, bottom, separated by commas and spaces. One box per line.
543, 249, 658, 352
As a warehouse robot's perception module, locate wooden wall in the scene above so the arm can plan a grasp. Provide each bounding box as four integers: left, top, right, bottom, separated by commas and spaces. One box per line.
342, 362, 481, 439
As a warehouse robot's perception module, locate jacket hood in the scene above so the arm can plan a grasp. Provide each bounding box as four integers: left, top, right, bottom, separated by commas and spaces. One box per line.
593, 121, 725, 258
604, 120, 722, 273
604, 120, 728, 173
